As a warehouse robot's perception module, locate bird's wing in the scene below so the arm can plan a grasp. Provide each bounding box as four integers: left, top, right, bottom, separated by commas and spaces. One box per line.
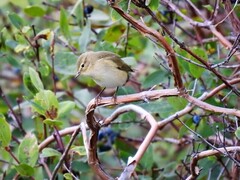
96, 52, 133, 72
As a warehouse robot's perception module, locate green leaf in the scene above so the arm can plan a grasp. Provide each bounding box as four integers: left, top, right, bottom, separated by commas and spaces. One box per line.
0, 114, 11, 147
9, 0, 29, 8
148, 0, 160, 10
29, 67, 44, 91
24, 5, 46, 17
139, 100, 173, 118
8, 12, 24, 29
235, 127, 240, 139
23, 73, 39, 95
79, 20, 91, 53
71, 146, 87, 156
71, 0, 84, 28
63, 173, 73, 180
43, 119, 63, 127
58, 101, 75, 118
203, 4, 214, 12
53, 52, 77, 75
111, 1, 127, 21
41, 147, 61, 158
18, 133, 38, 167
188, 47, 207, 78
142, 70, 167, 89
0, 0, 8, 6
38, 61, 50, 77
176, 47, 190, 73
197, 120, 214, 138
0, 54, 20, 67
179, 120, 194, 138
103, 24, 126, 42
139, 144, 153, 171
167, 97, 188, 111
60, 8, 71, 39
15, 164, 34, 176
32, 90, 59, 118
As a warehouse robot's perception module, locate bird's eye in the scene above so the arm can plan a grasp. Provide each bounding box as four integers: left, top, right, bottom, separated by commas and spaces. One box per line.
81, 63, 85, 68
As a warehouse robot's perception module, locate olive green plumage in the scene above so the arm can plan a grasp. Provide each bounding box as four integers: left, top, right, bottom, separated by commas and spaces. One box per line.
75, 51, 133, 88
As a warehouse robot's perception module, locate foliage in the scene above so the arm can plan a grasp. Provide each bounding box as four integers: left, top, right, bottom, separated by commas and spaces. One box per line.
0, 0, 240, 179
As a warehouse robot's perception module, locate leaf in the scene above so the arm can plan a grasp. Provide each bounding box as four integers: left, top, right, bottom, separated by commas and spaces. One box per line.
0, 114, 11, 147
103, 24, 126, 42
111, 1, 127, 21
18, 133, 38, 167
188, 47, 207, 78
32, 90, 59, 118
179, 119, 194, 138
15, 164, 34, 176
0, 54, 20, 67
139, 144, 153, 171
79, 21, 91, 53
148, 0, 160, 10
142, 70, 167, 89
29, 67, 44, 92
53, 52, 77, 75
24, 5, 46, 17
0, 0, 8, 6
71, 0, 84, 28
235, 127, 240, 139
71, 146, 87, 156
43, 119, 63, 127
41, 147, 61, 158
8, 12, 24, 29
58, 101, 75, 118
197, 121, 214, 138
63, 173, 73, 180
60, 8, 71, 39
176, 47, 190, 73
203, 4, 214, 12
9, 0, 29, 8
139, 100, 173, 118
167, 97, 188, 111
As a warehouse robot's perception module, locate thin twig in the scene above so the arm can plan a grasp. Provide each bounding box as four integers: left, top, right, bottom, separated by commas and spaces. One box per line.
51, 125, 81, 180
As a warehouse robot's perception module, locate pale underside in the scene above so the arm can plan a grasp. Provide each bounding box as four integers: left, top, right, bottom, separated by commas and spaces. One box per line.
82, 58, 129, 88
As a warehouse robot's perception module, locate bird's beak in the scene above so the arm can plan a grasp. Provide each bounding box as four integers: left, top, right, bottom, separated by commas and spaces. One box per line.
75, 71, 80, 78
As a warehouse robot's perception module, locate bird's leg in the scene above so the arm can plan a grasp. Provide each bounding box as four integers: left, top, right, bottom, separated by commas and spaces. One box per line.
112, 87, 119, 104
95, 87, 106, 105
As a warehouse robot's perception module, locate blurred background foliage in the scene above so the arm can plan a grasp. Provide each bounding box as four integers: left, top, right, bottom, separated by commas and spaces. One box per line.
0, 0, 240, 179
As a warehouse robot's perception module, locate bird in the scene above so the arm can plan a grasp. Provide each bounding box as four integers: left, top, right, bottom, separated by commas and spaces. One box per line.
75, 51, 133, 101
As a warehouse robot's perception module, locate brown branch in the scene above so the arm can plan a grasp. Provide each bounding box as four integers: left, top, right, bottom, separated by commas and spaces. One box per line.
107, 0, 185, 92
51, 125, 81, 180
38, 126, 80, 151
103, 104, 158, 179
161, 0, 240, 61
143, 1, 240, 96
187, 146, 240, 180
183, 93, 240, 117
85, 89, 178, 179
157, 78, 240, 128
223, 0, 240, 35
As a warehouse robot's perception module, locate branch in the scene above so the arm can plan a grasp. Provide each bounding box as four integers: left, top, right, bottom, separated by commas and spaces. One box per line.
107, 0, 185, 92
157, 78, 240, 128
38, 126, 80, 151
103, 104, 158, 179
51, 125, 81, 180
186, 146, 240, 180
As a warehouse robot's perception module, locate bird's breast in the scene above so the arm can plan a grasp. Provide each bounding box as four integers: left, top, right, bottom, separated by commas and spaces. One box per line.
89, 61, 129, 88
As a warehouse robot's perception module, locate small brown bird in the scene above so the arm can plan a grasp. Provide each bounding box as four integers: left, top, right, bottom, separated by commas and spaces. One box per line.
75, 51, 133, 99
